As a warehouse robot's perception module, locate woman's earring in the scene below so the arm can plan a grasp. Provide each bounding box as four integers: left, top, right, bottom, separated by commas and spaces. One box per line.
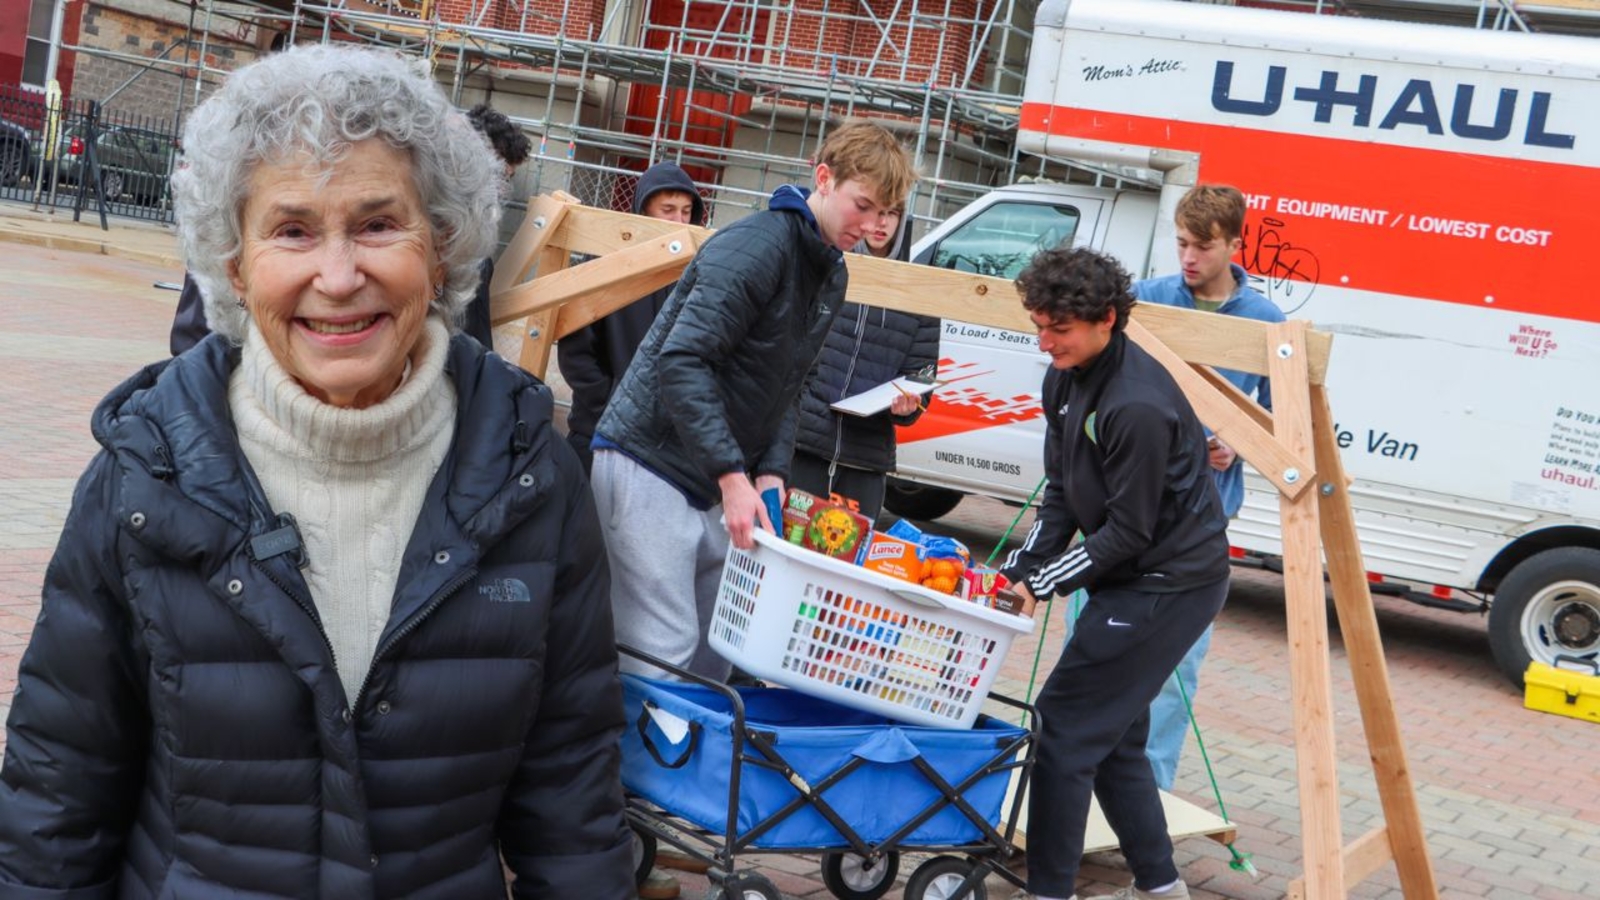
236, 296, 246, 310
433, 284, 444, 302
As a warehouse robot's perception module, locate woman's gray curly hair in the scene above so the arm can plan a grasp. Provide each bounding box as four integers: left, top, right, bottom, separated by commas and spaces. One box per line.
170, 43, 503, 342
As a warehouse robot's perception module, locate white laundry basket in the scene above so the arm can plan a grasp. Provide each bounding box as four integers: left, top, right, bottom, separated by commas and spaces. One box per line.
709, 529, 1035, 728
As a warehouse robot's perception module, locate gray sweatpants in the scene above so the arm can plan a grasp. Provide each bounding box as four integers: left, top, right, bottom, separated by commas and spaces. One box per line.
591, 450, 732, 682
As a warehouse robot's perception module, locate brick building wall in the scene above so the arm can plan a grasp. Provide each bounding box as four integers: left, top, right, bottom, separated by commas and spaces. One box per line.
72, 1, 260, 126
771, 0, 986, 87
431, 0, 988, 87
434, 0, 610, 37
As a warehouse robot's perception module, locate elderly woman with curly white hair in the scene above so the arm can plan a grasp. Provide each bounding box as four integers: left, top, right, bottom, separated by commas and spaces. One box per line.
0, 44, 635, 898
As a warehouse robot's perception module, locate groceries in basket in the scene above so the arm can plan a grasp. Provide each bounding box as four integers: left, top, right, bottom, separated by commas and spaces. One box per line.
709, 517, 1038, 728
780, 489, 872, 563
961, 565, 1012, 608
883, 519, 972, 597
859, 531, 925, 583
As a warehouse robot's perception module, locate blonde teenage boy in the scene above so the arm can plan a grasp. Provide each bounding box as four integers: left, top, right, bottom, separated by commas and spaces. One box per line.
592, 122, 917, 681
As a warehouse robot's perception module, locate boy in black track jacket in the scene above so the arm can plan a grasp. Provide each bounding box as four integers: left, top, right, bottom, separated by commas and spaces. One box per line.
999, 247, 1229, 900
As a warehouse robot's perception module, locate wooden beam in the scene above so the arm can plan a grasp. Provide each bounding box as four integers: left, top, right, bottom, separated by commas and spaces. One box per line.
533, 202, 1332, 382
1125, 318, 1314, 500
490, 229, 699, 325
840, 253, 1332, 383
1312, 383, 1440, 899
1286, 826, 1397, 900
1270, 320, 1345, 900
491, 194, 573, 298
554, 205, 714, 258
515, 245, 569, 380
1191, 364, 1275, 434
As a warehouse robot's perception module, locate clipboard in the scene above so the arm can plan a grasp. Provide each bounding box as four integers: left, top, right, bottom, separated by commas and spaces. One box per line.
829, 376, 937, 417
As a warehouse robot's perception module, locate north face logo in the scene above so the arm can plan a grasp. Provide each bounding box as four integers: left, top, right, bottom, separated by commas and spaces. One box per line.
479, 578, 531, 603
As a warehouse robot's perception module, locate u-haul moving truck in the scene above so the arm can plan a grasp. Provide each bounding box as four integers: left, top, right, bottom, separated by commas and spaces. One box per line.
889, 0, 1600, 684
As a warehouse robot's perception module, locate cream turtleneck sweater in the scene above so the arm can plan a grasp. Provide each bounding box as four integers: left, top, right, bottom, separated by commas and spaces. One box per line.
229, 317, 457, 700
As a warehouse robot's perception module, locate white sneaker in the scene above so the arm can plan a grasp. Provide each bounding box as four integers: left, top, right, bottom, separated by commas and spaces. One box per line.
1006, 892, 1078, 900
1081, 882, 1190, 900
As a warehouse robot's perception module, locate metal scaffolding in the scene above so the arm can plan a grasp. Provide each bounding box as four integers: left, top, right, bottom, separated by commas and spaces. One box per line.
220, 0, 1051, 228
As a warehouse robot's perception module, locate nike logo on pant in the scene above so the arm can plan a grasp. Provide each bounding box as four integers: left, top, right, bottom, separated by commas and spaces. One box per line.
1107, 617, 1132, 627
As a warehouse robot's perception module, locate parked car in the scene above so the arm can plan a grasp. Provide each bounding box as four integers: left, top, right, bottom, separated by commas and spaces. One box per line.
47, 124, 176, 206
0, 117, 31, 187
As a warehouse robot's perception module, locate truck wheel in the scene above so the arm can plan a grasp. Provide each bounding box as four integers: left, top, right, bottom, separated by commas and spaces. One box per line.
1487, 547, 1600, 687
884, 479, 963, 521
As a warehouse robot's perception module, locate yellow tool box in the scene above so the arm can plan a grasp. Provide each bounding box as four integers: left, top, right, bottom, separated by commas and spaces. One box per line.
1524, 657, 1600, 724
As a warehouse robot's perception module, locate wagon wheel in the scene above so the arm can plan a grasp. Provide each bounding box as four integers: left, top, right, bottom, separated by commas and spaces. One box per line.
903, 854, 988, 900
705, 871, 783, 900
821, 850, 900, 900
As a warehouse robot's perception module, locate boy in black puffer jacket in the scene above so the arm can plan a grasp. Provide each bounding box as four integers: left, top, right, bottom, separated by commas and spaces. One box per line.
592, 122, 917, 683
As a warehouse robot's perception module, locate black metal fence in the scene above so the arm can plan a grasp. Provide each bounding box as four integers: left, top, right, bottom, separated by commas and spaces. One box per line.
0, 83, 179, 226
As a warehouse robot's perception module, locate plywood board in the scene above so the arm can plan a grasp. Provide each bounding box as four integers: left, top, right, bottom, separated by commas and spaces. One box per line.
1003, 776, 1236, 853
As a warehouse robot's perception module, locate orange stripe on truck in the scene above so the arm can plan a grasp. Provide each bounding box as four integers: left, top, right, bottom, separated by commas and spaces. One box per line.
1021, 102, 1596, 324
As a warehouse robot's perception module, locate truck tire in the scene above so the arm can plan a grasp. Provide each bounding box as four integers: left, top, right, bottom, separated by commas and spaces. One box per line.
1487, 547, 1600, 688
884, 479, 963, 521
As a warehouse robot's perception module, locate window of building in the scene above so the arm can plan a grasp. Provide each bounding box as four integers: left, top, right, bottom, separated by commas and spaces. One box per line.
23, 0, 60, 88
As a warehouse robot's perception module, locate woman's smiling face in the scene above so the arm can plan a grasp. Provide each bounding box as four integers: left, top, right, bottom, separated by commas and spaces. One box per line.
229, 139, 441, 409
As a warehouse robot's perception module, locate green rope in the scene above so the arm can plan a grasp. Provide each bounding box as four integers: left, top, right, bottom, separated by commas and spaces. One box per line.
984, 478, 1053, 718
1173, 671, 1258, 877
982, 477, 1049, 568
987, 479, 1257, 877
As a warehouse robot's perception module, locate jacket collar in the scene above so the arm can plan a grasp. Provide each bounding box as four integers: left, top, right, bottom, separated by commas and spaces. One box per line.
93, 333, 560, 582
1071, 330, 1128, 390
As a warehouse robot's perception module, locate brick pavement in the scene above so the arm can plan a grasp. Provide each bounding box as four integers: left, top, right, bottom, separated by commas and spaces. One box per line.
2, 207, 1598, 899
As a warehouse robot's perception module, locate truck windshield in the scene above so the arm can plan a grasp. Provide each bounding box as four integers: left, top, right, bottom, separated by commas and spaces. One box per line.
929, 201, 1081, 279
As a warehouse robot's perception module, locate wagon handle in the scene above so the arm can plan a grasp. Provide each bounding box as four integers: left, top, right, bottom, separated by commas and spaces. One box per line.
636, 702, 702, 769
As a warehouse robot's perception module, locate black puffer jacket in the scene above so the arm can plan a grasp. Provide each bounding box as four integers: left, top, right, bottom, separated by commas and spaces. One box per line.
794, 301, 940, 472
1001, 332, 1230, 599
796, 214, 938, 472
0, 336, 634, 899
596, 185, 846, 505
557, 163, 706, 470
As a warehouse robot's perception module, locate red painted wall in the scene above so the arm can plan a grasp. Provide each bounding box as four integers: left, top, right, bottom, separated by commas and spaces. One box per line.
0, 0, 29, 86
0, 1, 82, 93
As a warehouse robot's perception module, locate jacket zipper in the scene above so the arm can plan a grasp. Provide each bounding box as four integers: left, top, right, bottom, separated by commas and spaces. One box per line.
249, 556, 339, 674
353, 567, 478, 710
830, 306, 870, 481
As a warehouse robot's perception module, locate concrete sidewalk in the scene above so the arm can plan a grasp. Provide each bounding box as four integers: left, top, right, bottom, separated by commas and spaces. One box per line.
0, 202, 183, 271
